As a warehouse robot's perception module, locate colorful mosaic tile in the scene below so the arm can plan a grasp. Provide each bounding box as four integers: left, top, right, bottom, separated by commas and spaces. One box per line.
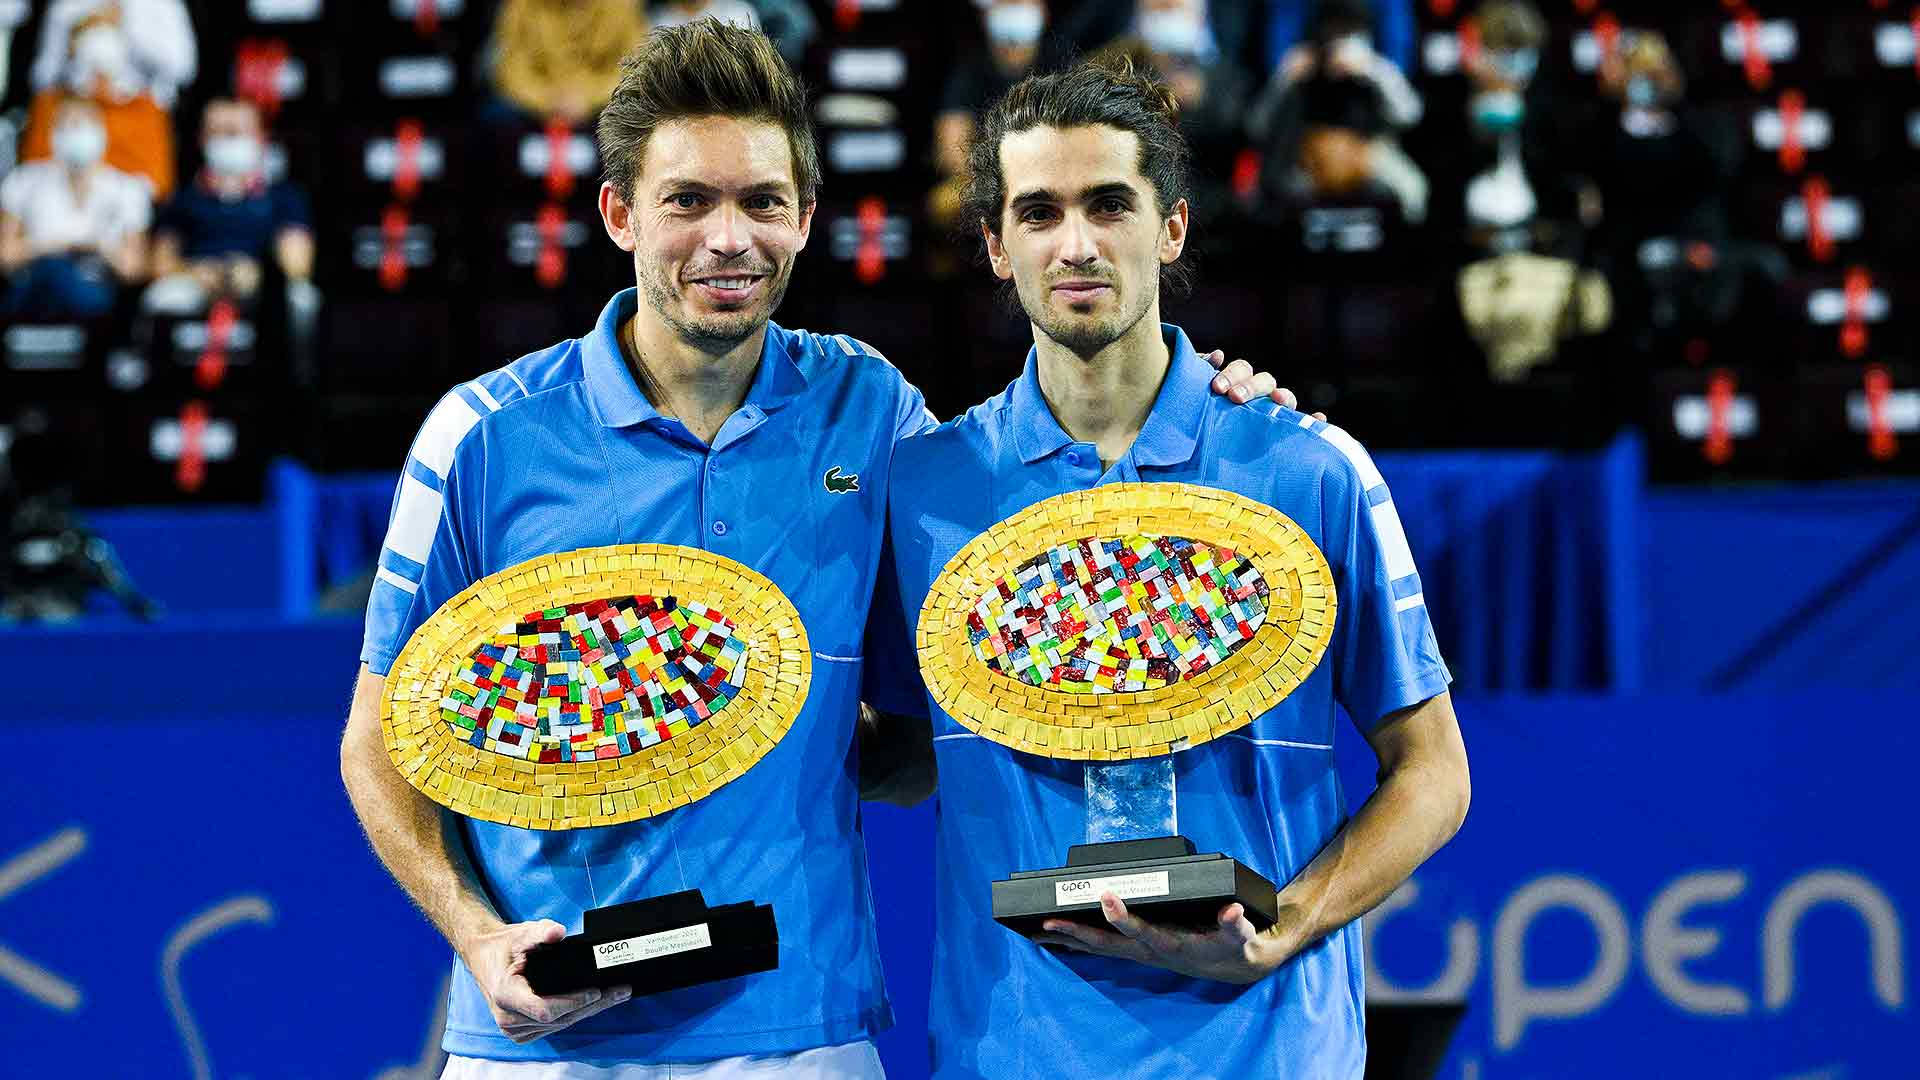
918, 483, 1335, 761
382, 544, 811, 830
969, 535, 1270, 694
442, 596, 749, 764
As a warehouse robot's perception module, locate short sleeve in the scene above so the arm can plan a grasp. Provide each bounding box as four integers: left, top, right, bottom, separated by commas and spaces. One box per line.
1317, 424, 1451, 729
360, 391, 487, 676
119, 178, 153, 234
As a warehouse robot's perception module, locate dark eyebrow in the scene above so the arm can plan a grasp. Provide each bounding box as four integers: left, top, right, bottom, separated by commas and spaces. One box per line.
655, 178, 794, 198
1008, 181, 1142, 210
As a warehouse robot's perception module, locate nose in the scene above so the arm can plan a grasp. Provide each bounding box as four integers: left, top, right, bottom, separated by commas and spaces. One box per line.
1056, 210, 1099, 269
707, 202, 749, 260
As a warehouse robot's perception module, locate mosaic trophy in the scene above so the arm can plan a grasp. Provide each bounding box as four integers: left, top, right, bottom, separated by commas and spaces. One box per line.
916, 484, 1335, 937
382, 544, 810, 994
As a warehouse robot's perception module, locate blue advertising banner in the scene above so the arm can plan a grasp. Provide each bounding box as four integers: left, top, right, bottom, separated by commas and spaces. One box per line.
0, 618, 1910, 1078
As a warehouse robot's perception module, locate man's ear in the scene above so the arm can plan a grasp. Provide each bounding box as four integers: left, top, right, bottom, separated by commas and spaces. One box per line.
982, 220, 1012, 280
1160, 198, 1190, 266
599, 180, 636, 252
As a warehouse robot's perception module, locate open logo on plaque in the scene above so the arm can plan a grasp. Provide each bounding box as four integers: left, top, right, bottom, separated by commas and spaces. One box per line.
382, 544, 808, 995
915, 483, 1335, 936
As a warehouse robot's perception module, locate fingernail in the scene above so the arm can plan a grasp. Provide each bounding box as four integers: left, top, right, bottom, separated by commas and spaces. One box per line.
1213, 376, 1227, 389
1231, 388, 1246, 402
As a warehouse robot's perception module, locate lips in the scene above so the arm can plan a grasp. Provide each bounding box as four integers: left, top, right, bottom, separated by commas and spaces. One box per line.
1051, 280, 1111, 304
689, 273, 766, 305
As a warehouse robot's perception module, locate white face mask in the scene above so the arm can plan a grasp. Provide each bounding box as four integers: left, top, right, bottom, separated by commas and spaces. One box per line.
206, 134, 264, 178
52, 121, 107, 167
68, 24, 137, 97
985, 3, 1044, 46
1139, 10, 1204, 58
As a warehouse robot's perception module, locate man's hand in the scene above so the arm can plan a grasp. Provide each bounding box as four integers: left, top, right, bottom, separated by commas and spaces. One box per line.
462, 919, 633, 1044
1035, 893, 1294, 984
1201, 349, 1327, 419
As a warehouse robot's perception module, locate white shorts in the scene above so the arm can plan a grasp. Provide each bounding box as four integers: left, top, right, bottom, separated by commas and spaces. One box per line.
439, 1041, 884, 1080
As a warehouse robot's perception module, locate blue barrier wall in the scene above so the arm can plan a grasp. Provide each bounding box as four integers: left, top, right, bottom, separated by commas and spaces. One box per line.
2, 620, 1910, 1078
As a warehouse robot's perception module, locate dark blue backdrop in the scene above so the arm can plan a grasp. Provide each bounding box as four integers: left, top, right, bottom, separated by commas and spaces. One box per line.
2, 619, 1911, 1078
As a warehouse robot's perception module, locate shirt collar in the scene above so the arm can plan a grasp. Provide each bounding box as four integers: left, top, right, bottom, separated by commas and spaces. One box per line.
1009, 323, 1209, 468
582, 288, 809, 429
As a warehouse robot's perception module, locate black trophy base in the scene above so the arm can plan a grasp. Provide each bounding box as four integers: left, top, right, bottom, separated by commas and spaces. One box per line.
991, 836, 1279, 938
522, 889, 777, 996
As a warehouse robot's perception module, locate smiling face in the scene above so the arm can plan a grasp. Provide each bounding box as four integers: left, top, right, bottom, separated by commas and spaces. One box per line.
984, 124, 1187, 357
600, 114, 814, 354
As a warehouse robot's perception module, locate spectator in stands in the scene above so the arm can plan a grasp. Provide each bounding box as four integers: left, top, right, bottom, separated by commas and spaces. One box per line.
490, 0, 649, 126
20, 1, 194, 201
1251, 0, 1425, 220
144, 98, 314, 314
1265, 0, 1412, 77
1588, 30, 1732, 258
0, 96, 150, 318
1416, 0, 1593, 261
1092, 0, 1257, 231
929, 1, 1047, 233
1274, 73, 1415, 237
1043, 0, 1259, 79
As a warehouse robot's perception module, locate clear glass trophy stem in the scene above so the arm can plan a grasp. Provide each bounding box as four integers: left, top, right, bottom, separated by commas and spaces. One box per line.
1083, 758, 1177, 844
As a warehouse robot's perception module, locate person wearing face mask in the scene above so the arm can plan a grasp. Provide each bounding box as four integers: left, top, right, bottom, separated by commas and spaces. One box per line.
1586, 31, 1731, 262
0, 96, 151, 318
929, 1, 1050, 234
145, 98, 313, 315
20, 7, 190, 200
1090, 0, 1256, 236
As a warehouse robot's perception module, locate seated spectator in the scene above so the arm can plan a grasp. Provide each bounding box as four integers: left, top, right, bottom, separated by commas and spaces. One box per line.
0, 97, 151, 318
20, 1, 193, 200
1251, 0, 1424, 220
650, 1, 758, 34
1093, 0, 1256, 231
489, 0, 649, 127
1270, 73, 1416, 251
1043, 0, 1258, 78
1264, 0, 1412, 78
928, 1, 1046, 234
144, 98, 313, 314
1588, 30, 1733, 258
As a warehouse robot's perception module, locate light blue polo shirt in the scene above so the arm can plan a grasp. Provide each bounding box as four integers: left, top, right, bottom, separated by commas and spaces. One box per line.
880, 325, 1452, 1079
361, 288, 933, 1063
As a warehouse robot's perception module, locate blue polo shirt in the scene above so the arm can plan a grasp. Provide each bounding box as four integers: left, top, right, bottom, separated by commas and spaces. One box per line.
360, 289, 933, 1063
881, 325, 1451, 1079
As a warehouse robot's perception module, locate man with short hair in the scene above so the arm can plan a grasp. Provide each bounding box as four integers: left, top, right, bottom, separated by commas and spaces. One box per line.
339, 22, 1285, 1078
877, 58, 1470, 1077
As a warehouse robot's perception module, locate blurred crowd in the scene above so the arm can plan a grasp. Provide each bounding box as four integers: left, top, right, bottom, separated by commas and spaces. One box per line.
0, 1, 1910, 504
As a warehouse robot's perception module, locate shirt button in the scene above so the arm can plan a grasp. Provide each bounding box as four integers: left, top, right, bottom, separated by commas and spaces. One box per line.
1065, 451, 1082, 466
711, 520, 729, 536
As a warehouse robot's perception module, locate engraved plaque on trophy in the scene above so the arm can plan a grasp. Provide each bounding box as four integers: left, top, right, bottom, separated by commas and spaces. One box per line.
915, 485, 1334, 940
383, 545, 810, 994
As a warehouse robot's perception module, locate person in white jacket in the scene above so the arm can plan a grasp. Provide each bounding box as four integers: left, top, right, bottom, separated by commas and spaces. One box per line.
30, 0, 196, 110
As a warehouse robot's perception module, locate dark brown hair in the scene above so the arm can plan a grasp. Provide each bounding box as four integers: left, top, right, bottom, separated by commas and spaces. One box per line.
964, 56, 1195, 294
596, 19, 820, 205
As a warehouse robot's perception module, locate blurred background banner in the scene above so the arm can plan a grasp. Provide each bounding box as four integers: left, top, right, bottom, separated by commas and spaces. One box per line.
1, 617, 1910, 1079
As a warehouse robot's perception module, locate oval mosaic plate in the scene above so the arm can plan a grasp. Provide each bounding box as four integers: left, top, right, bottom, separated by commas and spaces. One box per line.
382, 544, 811, 829
916, 483, 1334, 760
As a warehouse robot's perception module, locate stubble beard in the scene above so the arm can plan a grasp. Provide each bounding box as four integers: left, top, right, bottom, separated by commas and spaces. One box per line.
638, 256, 794, 355
1022, 277, 1157, 360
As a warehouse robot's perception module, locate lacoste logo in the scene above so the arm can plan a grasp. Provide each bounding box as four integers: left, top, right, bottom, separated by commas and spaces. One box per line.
823, 466, 860, 494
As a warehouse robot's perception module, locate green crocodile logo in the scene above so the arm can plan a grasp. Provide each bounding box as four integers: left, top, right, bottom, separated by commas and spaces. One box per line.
823, 466, 860, 494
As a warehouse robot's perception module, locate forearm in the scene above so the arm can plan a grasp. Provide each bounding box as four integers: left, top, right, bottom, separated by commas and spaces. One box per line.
1265, 701, 1469, 961
341, 670, 503, 956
